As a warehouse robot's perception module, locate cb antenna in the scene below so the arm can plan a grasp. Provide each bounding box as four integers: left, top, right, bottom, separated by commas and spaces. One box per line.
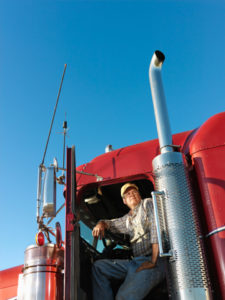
41, 64, 67, 166
63, 113, 68, 170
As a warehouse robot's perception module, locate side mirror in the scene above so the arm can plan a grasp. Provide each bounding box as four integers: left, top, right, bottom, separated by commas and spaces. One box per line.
43, 166, 56, 217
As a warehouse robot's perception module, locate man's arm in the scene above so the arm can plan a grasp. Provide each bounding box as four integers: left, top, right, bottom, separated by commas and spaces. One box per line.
136, 243, 159, 272
92, 221, 109, 239
151, 243, 159, 264
92, 214, 129, 240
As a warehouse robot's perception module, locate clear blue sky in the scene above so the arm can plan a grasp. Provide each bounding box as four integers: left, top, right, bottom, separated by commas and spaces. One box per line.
0, 0, 224, 270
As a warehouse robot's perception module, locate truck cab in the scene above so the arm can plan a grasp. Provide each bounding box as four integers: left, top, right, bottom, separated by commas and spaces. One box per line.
1, 51, 225, 300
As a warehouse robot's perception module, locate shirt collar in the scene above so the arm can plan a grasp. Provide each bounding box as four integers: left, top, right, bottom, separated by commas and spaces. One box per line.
129, 200, 142, 215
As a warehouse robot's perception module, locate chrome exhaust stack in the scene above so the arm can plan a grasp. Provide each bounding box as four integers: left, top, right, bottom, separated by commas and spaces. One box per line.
149, 51, 212, 299
149, 51, 173, 154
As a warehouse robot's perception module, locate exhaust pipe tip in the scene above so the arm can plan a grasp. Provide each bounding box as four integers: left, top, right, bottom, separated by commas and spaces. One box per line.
153, 50, 165, 67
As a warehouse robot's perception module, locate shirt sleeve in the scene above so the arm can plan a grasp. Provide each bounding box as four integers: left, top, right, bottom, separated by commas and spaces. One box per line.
102, 214, 130, 234
145, 198, 158, 244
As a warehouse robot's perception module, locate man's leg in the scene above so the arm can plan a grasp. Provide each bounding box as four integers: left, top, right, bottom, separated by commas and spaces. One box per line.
92, 258, 131, 300
116, 257, 165, 300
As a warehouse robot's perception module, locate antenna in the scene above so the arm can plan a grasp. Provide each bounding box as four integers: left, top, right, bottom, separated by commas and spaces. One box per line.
41, 64, 67, 166
63, 113, 68, 170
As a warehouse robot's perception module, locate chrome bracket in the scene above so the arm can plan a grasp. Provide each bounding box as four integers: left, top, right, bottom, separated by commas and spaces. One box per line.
160, 144, 181, 152
151, 190, 172, 257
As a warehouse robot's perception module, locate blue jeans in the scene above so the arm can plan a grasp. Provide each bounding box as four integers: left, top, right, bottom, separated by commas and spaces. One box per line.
92, 256, 165, 300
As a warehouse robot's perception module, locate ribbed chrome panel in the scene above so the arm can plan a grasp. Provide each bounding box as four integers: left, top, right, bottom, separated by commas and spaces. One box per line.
153, 152, 212, 299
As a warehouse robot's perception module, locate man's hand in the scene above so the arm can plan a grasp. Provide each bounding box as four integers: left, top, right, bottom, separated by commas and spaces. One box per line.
92, 221, 108, 240
136, 261, 156, 272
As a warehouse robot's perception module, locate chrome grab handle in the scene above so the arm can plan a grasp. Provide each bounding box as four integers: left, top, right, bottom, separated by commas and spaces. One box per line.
151, 191, 172, 257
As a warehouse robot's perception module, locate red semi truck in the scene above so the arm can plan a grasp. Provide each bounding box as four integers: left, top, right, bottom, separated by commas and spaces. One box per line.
0, 51, 224, 300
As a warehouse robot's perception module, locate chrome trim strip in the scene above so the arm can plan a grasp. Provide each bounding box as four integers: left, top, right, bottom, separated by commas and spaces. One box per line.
206, 226, 225, 238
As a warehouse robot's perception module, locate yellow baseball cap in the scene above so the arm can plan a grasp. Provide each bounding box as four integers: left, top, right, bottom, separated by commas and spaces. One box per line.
121, 183, 139, 198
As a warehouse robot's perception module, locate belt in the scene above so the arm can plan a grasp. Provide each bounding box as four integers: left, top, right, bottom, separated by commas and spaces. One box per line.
132, 254, 151, 258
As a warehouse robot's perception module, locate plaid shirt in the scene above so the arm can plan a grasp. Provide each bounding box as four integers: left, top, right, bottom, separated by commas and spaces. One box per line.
104, 198, 158, 257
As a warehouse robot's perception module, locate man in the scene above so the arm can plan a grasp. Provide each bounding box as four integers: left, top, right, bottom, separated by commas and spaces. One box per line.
92, 182, 165, 300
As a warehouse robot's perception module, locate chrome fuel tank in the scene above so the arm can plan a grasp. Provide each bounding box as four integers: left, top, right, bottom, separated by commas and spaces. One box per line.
18, 244, 64, 300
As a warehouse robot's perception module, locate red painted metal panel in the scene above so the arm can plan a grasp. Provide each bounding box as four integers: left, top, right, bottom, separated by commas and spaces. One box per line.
76, 130, 193, 188
189, 112, 225, 299
0, 265, 23, 299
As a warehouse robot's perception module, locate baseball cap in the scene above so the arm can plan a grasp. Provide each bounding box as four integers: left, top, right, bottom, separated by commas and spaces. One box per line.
121, 183, 139, 198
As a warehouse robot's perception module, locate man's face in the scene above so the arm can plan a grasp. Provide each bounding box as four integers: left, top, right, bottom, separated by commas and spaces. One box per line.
123, 187, 141, 210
